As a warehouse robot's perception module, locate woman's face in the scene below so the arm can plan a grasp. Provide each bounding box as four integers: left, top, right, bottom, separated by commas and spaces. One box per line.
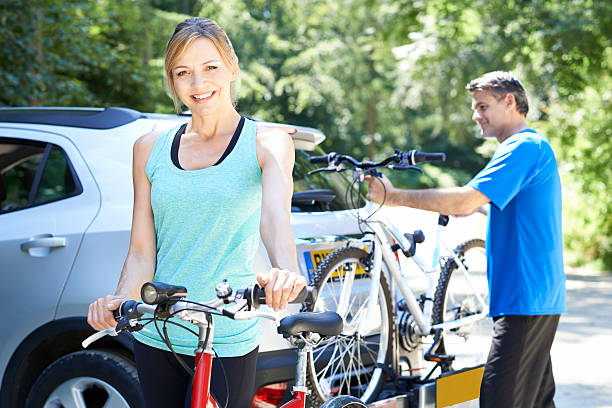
171, 37, 237, 116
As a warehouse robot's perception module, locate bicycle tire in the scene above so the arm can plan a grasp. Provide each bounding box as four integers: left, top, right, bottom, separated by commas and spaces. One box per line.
320, 395, 368, 407
432, 238, 491, 369
304, 247, 393, 407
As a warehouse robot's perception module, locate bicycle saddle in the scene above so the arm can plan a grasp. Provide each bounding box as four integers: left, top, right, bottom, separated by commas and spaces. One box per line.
277, 311, 343, 337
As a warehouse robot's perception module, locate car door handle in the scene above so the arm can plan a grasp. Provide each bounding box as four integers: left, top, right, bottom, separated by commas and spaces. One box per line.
20, 235, 67, 251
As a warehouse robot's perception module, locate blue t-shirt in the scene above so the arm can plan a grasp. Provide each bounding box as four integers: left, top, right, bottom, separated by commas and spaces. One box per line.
468, 129, 565, 316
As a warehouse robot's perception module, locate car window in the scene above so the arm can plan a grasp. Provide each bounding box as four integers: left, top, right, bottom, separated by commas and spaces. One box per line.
293, 148, 366, 212
34, 145, 78, 204
0, 138, 81, 214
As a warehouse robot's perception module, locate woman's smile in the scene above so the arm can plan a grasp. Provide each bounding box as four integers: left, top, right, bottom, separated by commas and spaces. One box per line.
191, 91, 215, 102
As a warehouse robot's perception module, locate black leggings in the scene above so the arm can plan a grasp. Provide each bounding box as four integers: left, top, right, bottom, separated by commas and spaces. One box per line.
133, 340, 259, 408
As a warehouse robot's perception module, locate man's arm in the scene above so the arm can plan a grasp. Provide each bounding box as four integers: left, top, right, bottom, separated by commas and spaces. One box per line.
365, 174, 490, 216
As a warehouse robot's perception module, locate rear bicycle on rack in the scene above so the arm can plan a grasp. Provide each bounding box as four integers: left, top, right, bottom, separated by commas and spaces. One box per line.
302, 150, 490, 407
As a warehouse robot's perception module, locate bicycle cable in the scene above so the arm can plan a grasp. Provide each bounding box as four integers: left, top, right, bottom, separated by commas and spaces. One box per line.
153, 306, 197, 376
212, 349, 230, 408
153, 300, 240, 408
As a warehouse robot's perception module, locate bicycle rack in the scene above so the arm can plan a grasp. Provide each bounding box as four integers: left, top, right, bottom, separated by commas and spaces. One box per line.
366, 364, 484, 408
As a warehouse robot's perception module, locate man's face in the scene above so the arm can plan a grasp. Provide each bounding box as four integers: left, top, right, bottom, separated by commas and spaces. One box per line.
471, 90, 511, 139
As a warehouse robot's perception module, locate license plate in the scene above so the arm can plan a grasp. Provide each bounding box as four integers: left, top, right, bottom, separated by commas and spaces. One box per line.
302, 249, 367, 280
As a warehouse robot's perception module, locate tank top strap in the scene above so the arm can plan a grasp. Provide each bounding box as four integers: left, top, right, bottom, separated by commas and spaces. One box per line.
145, 123, 183, 180
230, 117, 260, 171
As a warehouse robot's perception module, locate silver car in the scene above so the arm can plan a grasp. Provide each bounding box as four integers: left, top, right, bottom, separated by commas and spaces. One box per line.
0, 107, 363, 407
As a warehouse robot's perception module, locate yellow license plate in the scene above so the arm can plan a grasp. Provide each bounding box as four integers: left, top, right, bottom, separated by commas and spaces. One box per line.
303, 248, 367, 280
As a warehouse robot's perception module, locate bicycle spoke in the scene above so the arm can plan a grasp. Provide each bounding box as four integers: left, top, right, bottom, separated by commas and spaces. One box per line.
313, 338, 338, 364
322, 279, 340, 309
320, 337, 355, 384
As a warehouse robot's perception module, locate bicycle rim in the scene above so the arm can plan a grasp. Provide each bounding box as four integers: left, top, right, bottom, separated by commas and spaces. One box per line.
435, 240, 492, 369
307, 247, 391, 404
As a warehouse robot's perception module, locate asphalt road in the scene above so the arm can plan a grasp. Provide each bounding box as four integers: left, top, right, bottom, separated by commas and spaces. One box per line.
552, 266, 612, 408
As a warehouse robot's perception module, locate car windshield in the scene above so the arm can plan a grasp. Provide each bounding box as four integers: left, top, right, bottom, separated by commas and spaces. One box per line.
293, 147, 366, 212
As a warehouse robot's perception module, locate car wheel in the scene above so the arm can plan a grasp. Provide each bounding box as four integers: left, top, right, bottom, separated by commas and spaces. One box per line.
25, 349, 144, 408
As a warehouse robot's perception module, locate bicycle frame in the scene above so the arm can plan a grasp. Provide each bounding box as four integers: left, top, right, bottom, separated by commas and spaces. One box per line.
187, 307, 312, 408
357, 203, 488, 337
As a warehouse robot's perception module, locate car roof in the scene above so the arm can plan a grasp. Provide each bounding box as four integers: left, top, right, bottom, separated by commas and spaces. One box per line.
0, 107, 326, 150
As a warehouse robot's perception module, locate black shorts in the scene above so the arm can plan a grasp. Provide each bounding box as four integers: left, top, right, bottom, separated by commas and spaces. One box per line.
480, 314, 560, 408
133, 340, 259, 408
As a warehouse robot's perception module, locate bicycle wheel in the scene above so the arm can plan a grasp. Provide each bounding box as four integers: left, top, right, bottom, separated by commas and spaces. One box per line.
320, 395, 368, 407
305, 247, 393, 407
432, 239, 492, 370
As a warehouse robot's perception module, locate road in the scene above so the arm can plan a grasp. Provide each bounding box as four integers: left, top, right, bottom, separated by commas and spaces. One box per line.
553, 266, 612, 408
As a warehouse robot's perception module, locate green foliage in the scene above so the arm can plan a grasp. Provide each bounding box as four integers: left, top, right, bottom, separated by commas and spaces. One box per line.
399, 0, 612, 270
1, 0, 609, 269
0, 0, 170, 110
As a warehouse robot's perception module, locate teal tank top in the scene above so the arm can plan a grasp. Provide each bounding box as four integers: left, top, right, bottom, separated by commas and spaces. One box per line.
133, 118, 262, 357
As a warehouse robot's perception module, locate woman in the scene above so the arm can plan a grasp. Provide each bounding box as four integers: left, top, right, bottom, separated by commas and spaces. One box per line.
87, 17, 306, 408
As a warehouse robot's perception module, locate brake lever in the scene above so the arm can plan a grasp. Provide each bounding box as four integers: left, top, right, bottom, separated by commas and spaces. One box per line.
389, 165, 424, 174
82, 328, 118, 348
307, 167, 334, 175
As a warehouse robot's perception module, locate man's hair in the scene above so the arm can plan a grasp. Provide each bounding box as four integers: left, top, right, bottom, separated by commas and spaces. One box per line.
466, 71, 529, 116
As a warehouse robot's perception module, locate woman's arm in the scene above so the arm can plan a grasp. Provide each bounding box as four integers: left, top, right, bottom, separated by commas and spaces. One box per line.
255, 127, 306, 311
87, 131, 158, 330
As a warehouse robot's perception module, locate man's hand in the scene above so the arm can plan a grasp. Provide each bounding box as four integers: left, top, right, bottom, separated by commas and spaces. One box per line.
88, 295, 126, 331
256, 269, 307, 311
365, 174, 395, 205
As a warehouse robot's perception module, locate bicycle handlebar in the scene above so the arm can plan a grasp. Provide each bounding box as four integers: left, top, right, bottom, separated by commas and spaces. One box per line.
410, 151, 446, 164
248, 284, 315, 309
85, 281, 316, 349
309, 155, 330, 165
308, 149, 446, 174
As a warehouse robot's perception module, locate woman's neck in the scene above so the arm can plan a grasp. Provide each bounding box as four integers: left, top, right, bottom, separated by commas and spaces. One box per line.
187, 106, 241, 140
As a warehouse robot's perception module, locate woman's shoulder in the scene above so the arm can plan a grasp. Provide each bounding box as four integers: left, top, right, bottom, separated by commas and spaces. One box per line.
254, 124, 295, 146
135, 128, 163, 152
133, 126, 174, 168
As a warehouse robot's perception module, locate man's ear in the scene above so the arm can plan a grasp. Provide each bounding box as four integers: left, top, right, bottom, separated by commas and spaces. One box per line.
505, 93, 517, 110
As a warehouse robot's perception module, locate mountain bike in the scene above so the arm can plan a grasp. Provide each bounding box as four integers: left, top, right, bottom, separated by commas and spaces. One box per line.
82, 280, 367, 408
302, 150, 490, 406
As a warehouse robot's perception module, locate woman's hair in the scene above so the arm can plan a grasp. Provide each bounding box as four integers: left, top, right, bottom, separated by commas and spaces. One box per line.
165, 18, 239, 112
466, 71, 529, 116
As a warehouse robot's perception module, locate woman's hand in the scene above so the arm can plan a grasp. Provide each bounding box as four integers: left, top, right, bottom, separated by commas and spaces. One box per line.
87, 295, 126, 331
256, 269, 307, 311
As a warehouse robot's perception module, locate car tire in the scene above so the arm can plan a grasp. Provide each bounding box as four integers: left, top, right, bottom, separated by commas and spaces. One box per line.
24, 349, 145, 408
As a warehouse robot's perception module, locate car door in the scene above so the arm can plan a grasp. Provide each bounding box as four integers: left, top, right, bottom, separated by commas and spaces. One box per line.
0, 128, 100, 375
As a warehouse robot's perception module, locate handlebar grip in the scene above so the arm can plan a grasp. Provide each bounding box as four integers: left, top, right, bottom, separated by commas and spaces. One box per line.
252, 285, 316, 308
412, 151, 446, 163
291, 286, 316, 304
309, 155, 329, 165
113, 300, 139, 321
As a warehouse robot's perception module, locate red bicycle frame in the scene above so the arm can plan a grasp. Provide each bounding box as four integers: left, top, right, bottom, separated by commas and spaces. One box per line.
192, 351, 217, 408
189, 318, 310, 408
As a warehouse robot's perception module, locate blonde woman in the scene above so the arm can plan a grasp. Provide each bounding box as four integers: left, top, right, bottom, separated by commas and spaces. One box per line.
88, 18, 306, 408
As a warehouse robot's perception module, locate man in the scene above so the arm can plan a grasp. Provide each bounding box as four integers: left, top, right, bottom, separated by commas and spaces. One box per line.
366, 71, 565, 408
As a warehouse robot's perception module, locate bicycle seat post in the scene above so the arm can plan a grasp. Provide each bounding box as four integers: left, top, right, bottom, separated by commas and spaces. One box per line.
293, 336, 311, 395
